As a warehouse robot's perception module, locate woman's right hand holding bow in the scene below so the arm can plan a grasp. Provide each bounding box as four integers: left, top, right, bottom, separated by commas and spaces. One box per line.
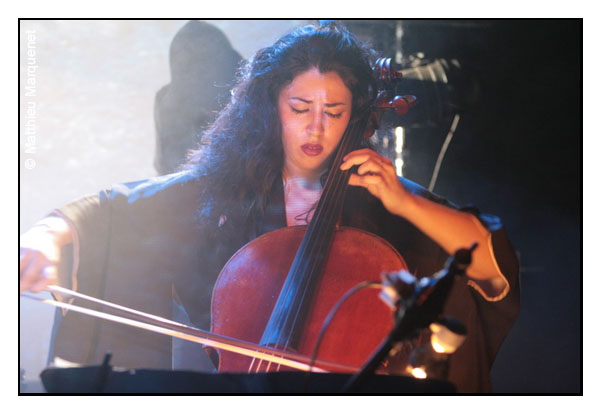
20, 216, 73, 294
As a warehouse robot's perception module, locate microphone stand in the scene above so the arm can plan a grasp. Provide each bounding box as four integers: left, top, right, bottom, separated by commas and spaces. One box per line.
342, 243, 477, 393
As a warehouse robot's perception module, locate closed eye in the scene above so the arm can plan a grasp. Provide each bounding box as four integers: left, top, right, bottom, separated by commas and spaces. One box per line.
290, 107, 309, 114
291, 107, 343, 119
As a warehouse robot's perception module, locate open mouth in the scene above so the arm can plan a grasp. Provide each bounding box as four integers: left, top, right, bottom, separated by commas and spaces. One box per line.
301, 143, 323, 156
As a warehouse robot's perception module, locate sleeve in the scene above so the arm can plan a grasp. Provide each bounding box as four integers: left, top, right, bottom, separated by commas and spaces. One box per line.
50, 172, 211, 368
398, 178, 520, 392
53, 172, 204, 300
400, 177, 519, 302
55, 191, 112, 300
444, 229, 520, 392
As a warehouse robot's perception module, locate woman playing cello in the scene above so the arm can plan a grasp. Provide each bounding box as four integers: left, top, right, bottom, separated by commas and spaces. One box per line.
19, 22, 519, 392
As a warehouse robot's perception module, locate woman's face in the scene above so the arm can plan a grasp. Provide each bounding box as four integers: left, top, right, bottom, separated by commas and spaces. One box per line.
278, 67, 352, 181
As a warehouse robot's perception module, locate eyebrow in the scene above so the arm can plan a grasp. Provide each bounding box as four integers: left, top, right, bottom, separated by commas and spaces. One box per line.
290, 97, 347, 107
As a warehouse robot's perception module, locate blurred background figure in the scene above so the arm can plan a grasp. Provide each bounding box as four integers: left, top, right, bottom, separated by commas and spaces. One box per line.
154, 21, 242, 175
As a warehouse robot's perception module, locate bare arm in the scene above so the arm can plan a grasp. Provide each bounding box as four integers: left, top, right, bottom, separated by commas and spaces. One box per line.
341, 148, 510, 298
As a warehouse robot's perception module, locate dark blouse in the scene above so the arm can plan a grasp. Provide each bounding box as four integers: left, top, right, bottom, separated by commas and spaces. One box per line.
51, 170, 520, 393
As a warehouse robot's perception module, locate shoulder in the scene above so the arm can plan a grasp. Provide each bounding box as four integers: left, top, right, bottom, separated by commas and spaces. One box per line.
99, 171, 204, 223
97, 170, 206, 236
105, 170, 201, 204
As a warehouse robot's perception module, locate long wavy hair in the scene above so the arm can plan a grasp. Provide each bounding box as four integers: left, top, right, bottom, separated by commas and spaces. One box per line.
185, 23, 377, 243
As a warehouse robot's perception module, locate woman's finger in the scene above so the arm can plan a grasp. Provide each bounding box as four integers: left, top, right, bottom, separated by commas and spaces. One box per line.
20, 253, 46, 293
348, 172, 384, 188
340, 153, 371, 170
342, 148, 373, 160
20, 248, 31, 274
340, 148, 383, 167
341, 149, 395, 174
20, 246, 59, 293
29, 265, 57, 293
356, 159, 387, 176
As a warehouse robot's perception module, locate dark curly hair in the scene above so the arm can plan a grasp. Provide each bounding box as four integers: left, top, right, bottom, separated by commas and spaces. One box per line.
185, 23, 377, 243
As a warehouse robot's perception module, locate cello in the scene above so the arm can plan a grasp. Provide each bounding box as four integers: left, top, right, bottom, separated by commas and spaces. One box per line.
211, 58, 418, 373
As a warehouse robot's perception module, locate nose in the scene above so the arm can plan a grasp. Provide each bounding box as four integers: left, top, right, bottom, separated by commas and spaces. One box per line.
307, 109, 325, 137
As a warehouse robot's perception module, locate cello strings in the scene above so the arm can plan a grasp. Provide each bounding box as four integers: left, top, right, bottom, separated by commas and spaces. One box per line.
278, 113, 369, 353
244, 111, 364, 370
279, 114, 366, 351
276, 121, 356, 350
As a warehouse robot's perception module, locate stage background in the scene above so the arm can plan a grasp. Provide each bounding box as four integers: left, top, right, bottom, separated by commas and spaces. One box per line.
19, 19, 582, 393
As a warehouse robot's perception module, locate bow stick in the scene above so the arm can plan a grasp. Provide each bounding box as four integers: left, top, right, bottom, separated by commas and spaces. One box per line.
22, 285, 360, 373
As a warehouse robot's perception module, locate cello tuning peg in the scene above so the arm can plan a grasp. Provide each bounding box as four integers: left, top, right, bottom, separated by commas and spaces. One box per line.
373, 58, 398, 85
389, 95, 417, 116
402, 95, 417, 107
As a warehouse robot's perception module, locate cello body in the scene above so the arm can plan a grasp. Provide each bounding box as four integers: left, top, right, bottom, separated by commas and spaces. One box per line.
211, 225, 408, 372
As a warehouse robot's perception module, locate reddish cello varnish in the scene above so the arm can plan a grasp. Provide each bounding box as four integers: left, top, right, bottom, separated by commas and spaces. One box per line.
210, 59, 416, 373
211, 226, 407, 372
